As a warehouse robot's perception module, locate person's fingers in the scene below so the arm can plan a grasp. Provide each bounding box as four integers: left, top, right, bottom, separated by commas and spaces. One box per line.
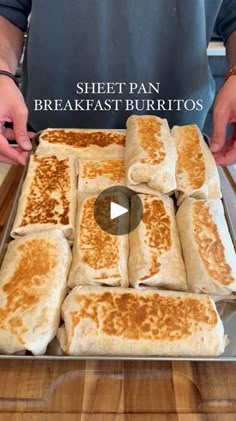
231, 122, 236, 138
210, 115, 228, 152
212, 148, 226, 160
2, 128, 35, 142
214, 153, 236, 166
214, 140, 236, 166
223, 139, 235, 154
1, 128, 17, 141
0, 134, 28, 165
12, 147, 30, 162
0, 153, 21, 165
11, 106, 32, 151
28, 131, 36, 139
213, 138, 234, 158
212, 122, 236, 165
211, 108, 229, 153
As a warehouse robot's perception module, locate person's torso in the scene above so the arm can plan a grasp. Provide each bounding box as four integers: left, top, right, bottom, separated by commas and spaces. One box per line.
23, 0, 223, 130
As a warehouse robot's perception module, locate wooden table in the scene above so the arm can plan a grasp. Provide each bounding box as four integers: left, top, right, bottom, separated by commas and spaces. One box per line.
0, 165, 236, 420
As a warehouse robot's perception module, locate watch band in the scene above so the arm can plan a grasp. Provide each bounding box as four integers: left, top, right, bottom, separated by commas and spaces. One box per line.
224, 65, 236, 84
0, 70, 19, 87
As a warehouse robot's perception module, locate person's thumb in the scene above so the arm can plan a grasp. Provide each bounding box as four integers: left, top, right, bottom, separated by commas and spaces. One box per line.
210, 109, 228, 153
12, 105, 32, 151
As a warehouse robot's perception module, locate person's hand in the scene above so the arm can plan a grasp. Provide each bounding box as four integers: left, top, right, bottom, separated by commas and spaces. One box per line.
211, 76, 236, 166
0, 75, 34, 165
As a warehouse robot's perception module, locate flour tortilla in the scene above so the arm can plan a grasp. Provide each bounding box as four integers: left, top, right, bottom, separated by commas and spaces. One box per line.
171, 124, 222, 205
36, 128, 126, 159
0, 229, 71, 355
125, 115, 177, 195
78, 159, 125, 195
11, 154, 77, 241
129, 194, 187, 291
68, 195, 129, 288
57, 286, 227, 357
176, 198, 236, 295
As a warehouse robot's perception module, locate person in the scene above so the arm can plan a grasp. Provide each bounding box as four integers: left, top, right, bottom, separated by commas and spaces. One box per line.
0, 0, 236, 166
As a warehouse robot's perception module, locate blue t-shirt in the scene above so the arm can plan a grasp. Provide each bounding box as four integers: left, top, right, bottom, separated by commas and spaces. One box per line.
0, 0, 236, 130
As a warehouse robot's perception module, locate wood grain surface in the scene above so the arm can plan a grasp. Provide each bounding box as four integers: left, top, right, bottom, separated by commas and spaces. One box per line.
0, 165, 24, 241
0, 165, 235, 419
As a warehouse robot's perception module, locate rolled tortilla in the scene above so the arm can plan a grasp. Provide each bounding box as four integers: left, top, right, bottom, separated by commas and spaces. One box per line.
129, 194, 187, 291
0, 229, 71, 355
171, 124, 222, 205
78, 159, 125, 195
68, 195, 129, 288
36, 129, 126, 159
176, 198, 236, 295
57, 286, 227, 357
125, 115, 177, 195
11, 155, 77, 241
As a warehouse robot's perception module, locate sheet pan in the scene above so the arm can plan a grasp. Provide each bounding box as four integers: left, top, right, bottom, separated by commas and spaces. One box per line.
0, 130, 235, 361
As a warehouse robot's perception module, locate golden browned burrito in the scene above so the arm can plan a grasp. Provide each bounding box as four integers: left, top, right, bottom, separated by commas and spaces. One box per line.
36, 129, 126, 159
11, 155, 77, 240
0, 229, 71, 355
176, 198, 236, 295
68, 195, 129, 288
57, 286, 227, 357
171, 124, 222, 205
125, 115, 177, 195
78, 159, 125, 195
129, 195, 187, 291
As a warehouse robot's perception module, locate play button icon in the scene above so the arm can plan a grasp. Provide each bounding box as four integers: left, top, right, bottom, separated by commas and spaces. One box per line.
94, 186, 143, 236
110, 202, 128, 220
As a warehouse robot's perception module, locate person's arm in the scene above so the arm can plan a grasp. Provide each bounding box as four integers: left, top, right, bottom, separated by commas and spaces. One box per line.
0, 1, 33, 165
210, 1, 236, 166
0, 16, 23, 72
0, 0, 32, 70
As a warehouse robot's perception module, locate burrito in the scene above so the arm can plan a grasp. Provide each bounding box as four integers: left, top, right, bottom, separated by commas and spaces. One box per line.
78, 159, 125, 195
176, 198, 236, 295
125, 115, 177, 195
129, 195, 187, 291
36, 129, 126, 159
11, 155, 77, 241
68, 195, 129, 288
0, 229, 71, 355
171, 124, 222, 205
57, 286, 227, 357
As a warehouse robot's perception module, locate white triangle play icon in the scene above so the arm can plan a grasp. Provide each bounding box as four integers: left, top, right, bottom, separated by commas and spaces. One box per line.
110, 202, 128, 220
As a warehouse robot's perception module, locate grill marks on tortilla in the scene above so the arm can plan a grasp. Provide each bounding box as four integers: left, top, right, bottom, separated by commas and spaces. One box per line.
193, 202, 234, 285
0, 239, 57, 343
176, 125, 205, 189
79, 197, 120, 275
141, 197, 171, 279
20, 156, 70, 226
69, 292, 217, 345
137, 116, 166, 164
81, 160, 125, 182
42, 130, 126, 148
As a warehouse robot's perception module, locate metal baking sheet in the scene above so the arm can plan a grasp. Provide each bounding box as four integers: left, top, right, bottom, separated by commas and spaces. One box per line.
0, 129, 236, 361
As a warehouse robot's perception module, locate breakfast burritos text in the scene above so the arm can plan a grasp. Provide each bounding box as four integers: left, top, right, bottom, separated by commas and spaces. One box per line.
33, 81, 203, 112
